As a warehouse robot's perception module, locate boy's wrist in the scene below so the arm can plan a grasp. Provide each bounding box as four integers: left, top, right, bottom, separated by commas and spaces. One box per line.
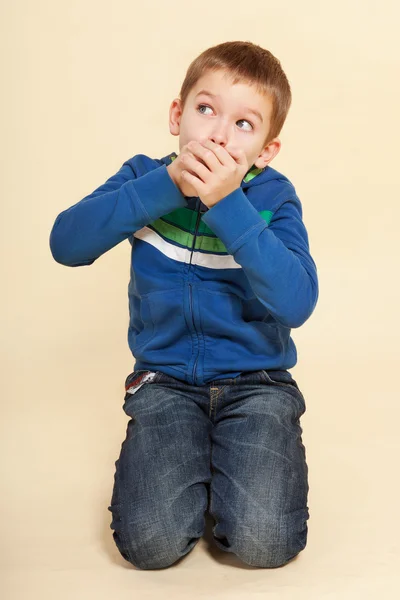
166, 163, 178, 188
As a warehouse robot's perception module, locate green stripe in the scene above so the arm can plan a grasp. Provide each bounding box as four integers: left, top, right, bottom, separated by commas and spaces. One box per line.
162, 152, 271, 253
151, 208, 273, 253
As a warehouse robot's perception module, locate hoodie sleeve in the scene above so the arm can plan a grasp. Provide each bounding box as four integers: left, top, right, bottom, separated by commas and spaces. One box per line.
49, 160, 187, 267
201, 187, 319, 329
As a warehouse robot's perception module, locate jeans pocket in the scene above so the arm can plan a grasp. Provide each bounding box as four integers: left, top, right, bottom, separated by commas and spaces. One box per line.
124, 369, 158, 392
262, 370, 306, 412
122, 370, 159, 412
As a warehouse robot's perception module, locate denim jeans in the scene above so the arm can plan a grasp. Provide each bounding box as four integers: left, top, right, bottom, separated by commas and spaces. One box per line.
108, 368, 309, 569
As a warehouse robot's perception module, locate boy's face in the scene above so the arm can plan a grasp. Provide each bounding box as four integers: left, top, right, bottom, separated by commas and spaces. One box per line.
169, 69, 281, 171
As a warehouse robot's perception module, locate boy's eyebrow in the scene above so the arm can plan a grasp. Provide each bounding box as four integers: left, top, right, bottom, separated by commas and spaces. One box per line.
195, 89, 264, 124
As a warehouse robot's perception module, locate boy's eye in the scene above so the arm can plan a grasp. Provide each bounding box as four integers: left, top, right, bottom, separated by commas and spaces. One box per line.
196, 104, 254, 131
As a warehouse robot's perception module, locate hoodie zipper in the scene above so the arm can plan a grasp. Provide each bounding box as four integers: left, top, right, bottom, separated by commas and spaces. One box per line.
188, 283, 199, 384
188, 200, 202, 384
189, 201, 202, 266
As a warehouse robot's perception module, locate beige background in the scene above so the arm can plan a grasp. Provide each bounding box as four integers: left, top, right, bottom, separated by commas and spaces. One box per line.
1, 0, 399, 597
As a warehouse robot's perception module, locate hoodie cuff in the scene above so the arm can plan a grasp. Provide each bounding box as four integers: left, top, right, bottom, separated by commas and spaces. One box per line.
201, 187, 267, 254
132, 164, 188, 222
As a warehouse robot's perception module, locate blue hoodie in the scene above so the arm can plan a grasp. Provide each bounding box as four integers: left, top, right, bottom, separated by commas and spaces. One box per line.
49, 151, 319, 385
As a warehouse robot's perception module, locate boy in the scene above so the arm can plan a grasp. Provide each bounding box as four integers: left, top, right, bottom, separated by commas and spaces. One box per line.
49, 40, 319, 570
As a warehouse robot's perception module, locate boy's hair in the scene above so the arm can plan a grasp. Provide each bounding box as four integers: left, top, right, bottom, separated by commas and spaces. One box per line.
178, 40, 292, 148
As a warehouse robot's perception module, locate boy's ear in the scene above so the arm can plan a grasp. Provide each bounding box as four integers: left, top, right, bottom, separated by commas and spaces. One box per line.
253, 138, 282, 168
169, 98, 183, 137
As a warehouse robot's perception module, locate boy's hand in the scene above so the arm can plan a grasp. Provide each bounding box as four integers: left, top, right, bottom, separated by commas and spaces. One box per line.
180, 140, 249, 208
166, 142, 205, 198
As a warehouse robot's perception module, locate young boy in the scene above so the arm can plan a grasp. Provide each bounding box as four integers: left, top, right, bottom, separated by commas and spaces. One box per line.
49, 40, 319, 570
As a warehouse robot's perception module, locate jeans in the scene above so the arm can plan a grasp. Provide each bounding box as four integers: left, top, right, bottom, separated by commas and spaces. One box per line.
108, 368, 309, 569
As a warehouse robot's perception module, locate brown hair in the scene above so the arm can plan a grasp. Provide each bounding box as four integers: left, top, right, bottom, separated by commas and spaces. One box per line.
178, 40, 292, 147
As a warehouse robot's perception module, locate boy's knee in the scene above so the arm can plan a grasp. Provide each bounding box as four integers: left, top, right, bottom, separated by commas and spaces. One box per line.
112, 528, 200, 570
109, 498, 205, 569
213, 517, 308, 568
235, 541, 306, 568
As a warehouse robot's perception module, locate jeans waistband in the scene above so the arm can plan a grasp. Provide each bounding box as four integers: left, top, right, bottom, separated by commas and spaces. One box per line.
152, 369, 291, 387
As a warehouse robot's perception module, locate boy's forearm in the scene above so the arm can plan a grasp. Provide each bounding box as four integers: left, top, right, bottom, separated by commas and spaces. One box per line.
202, 189, 319, 328
49, 163, 186, 267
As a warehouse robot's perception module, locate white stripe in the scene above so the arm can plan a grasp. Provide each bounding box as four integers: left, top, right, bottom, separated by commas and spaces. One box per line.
133, 226, 241, 270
